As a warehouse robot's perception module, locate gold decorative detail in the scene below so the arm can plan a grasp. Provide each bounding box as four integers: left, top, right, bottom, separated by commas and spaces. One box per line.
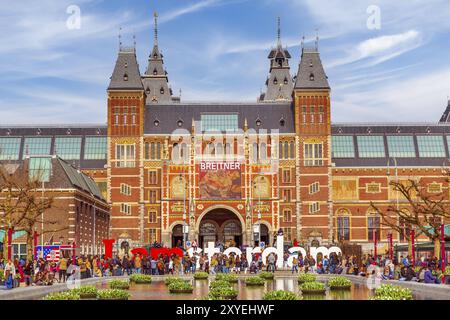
427, 182, 442, 194
197, 204, 204, 210
366, 182, 381, 194
237, 204, 244, 210
332, 179, 358, 201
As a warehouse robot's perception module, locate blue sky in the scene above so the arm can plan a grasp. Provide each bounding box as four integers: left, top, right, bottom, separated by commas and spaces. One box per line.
1, 0, 450, 124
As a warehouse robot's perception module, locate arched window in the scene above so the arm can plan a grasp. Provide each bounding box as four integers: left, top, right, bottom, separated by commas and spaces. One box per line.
260, 142, 267, 160
150, 142, 156, 159
216, 143, 223, 156
225, 143, 232, 155
284, 141, 289, 159
180, 143, 188, 162
252, 142, 259, 162
367, 209, 381, 242
290, 142, 295, 159
172, 143, 180, 162
279, 142, 283, 159
336, 208, 350, 241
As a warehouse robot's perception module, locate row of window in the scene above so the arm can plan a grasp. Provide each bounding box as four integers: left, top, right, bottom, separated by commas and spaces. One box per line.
332, 135, 450, 158
0, 136, 107, 161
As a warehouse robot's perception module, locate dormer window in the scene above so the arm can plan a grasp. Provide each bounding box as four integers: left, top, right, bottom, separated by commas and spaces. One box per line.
154, 119, 160, 127
160, 87, 165, 94
153, 53, 158, 59
284, 77, 288, 85
153, 68, 157, 75
309, 73, 314, 81
279, 117, 286, 127
177, 119, 184, 127
123, 73, 128, 81
255, 118, 262, 127
273, 77, 278, 85
124, 62, 128, 68
145, 87, 150, 94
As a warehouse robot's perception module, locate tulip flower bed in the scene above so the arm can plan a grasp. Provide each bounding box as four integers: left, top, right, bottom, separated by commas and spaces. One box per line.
168, 280, 194, 294
129, 274, 152, 284
193, 272, 209, 280
245, 276, 266, 286
215, 273, 238, 283
109, 279, 130, 290
370, 284, 413, 300
71, 285, 99, 299
259, 272, 275, 280
298, 273, 316, 283
44, 291, 81, 300
328, 276, 352, 290
263, 290, 302, 300
165, 277, 187, 286
300, 281, 326, 294
97, 289, 131, 300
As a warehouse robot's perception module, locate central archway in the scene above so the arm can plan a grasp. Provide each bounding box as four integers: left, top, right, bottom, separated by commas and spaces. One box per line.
196, 206, 245, 249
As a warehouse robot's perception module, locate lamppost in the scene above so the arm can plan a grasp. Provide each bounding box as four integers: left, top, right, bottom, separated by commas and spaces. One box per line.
252, 177, 263, 246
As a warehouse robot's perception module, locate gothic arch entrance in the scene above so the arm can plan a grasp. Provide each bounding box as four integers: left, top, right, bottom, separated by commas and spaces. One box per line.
198, 207, 244, 248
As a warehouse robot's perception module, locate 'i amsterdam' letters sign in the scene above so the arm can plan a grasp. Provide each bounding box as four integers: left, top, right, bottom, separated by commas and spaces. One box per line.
198, 161, 242, 200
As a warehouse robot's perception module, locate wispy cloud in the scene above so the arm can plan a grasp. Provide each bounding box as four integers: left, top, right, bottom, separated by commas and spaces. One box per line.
159, 0, 221, 23
328, 30, 423, 68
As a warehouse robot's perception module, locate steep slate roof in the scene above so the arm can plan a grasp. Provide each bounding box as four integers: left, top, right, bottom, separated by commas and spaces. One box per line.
144, 103, 295, 134
108, 48, 144, 91
439, 100, 450, 123
294, 47, 330, 90
57, 157, 105, 201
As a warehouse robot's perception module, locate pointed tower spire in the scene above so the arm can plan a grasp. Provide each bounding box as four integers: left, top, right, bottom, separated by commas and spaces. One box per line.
277, 16, 281, 48
154, 11, 158, 46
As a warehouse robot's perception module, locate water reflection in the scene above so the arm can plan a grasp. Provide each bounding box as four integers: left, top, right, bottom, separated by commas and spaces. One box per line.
94, 278, 374, 300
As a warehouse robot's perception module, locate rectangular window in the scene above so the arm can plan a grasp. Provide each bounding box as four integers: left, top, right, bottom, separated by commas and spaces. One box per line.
148, 210, 157, 223
304, 143, 323, 166
84, 137, 107, 160
116, 144, 135, 168
357, 136, 385, 158
368, 216, 381, 241
0, 137, 21, 160
332, 136, 355, 158
120, 203, 131, 215
120, 183, 131, 196
282, 169, 291, 183
283, 209, 292, 223
149, 171, 157, 185
28, 157, 52, 182
417, 135, 446, 157
201, 114, 238, 132
399, 218, 410, 242
387, 136, 416, 158
55, 137, 82, 160
309, 202, 320, 214
149, 190, 157, 204
23, 137, 52, 159
309, 182, 320, 194
282, 189, 292, 202
282, 228, 292, 242
149, 229, 157, 243
336, 216, 350, 241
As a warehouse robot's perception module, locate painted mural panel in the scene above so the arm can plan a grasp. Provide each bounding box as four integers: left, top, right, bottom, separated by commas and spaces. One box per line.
199, 161, 241, 199
332, 179, 358, 201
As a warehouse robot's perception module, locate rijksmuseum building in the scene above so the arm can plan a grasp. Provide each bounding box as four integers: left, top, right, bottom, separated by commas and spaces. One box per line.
2, 15, 450, 254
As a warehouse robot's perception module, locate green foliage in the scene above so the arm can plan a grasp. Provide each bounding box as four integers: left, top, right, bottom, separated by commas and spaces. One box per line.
215, 273, 238, 282
109, 279, 130, 290
43, 291, 80, 300
208, 286, 238, 299
129, 274, 152, 284
193, 272, 209, 279
300, 281, 326, 291
168, 281, 194, 291
298, 273, 316, 283
259, 272, 274, 280
71, 285, 98, 297
328, 276, 352, 289
371, 284, 413, 300
165, 277, 186, 286
209, 280, 232, 289
0, 270, 4, 281
97, 289, 131, 300
263, 290, 302, 300
245, 276, 266, 286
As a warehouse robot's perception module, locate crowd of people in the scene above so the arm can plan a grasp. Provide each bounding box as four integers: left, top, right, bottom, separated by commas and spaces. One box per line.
0, 247, 448, 289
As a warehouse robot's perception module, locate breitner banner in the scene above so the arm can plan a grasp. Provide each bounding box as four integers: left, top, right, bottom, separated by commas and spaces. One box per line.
198, 161, 242, 200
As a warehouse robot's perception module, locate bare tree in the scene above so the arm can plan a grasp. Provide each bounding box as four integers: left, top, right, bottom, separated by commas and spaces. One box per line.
371, 176, 450, 259
0, 164, 67, 260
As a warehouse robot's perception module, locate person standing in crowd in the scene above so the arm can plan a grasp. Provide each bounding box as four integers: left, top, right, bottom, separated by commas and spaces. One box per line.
58, 256, 68, 282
